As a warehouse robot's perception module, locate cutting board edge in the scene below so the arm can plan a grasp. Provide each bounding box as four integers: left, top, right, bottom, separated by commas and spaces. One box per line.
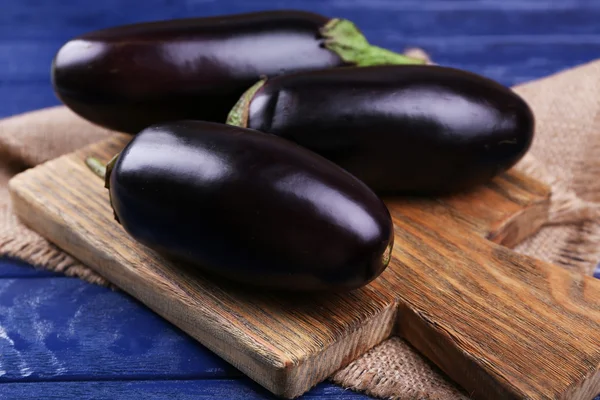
7, 163, 400, 399
7, 135, 573, 400
6, 174, 287, 389
281, 301, 398, 398
486, 198, 550, 248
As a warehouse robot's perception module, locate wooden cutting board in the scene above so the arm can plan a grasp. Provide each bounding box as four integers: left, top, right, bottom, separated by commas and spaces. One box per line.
9, 134, 600, 400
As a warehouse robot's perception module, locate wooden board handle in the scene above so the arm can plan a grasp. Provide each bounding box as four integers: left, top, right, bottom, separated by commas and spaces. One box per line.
385, 204, 600, 400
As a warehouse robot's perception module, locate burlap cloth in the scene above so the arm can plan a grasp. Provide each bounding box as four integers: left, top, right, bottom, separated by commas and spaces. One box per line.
3, 56, 600, 399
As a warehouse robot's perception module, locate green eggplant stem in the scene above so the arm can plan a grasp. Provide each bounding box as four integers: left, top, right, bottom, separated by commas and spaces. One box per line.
103, 153, 119, 189
226, 18, 425, 128
226, 78, 267, 127
85, 153, 119, 189
85, 157, 107, 179
84, 154, 121, 223
320, 19, 427, 67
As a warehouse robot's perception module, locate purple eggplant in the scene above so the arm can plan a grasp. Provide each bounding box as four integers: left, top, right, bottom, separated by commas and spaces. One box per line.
52, 10, 423, 133
92, 121, 394, 291
227, 65, 535, 194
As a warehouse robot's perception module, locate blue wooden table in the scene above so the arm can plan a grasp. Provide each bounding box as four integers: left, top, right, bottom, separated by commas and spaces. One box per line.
2, 1, 600, 398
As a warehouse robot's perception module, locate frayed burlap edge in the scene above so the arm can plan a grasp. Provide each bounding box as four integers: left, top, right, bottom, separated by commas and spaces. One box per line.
517, 153, 600, 225
331, 337, 471, 400
0, 232, 111, 286
515, 154, 600, 275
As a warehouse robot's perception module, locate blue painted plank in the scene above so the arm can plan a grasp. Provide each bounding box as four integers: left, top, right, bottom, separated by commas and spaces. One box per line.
1, 1, 599, 78
0, 258, 61, 278
0, 9, 598, 118
1, 0, 599, 118
1, 0, 600, 398
593, 264, 600, 279
0, 278, 240, 381
327, 0, 600, 12
0, 82, 60, 119
0, 42, 62, 82
412, 43, 600, 86
0, 379, 372, 400
0, 0, 599, 41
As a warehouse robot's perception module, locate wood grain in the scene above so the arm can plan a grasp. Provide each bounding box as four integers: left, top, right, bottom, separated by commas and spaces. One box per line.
9, 134, 600, 399
384, 208, 600, 399
9, 134, 397, 398
4, 1, 600, 398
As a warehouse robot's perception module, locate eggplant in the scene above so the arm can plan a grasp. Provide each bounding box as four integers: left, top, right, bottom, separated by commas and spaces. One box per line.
52, 10, 423, 134
96, 121, 394, 291
227, 65, 535, 194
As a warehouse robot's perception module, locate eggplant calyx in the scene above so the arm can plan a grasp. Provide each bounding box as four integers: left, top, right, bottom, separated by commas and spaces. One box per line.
226, 78, 267, 128
84, 154, 119, 188
320, 18, 426, 66
104, 153, 120, 189
382, 240, 393, 269
85, 154, 121, 223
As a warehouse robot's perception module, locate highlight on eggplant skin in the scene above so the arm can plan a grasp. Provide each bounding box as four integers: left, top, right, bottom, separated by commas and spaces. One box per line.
51, 10, 422, 134
106, 121, 394, 291
230, 64, 535, 195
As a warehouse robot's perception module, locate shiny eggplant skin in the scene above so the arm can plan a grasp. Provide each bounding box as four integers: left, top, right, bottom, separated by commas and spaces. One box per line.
52, 10, 344, 133
242, 65, 535, 194
107, 121, 394, 291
